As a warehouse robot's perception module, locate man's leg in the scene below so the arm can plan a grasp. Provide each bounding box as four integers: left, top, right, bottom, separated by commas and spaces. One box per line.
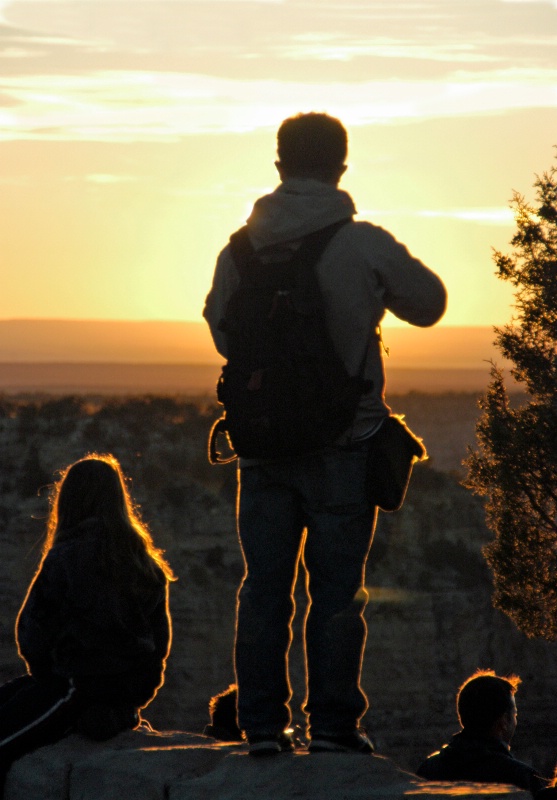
301, 445, 376, 739
235, 463, 305, 739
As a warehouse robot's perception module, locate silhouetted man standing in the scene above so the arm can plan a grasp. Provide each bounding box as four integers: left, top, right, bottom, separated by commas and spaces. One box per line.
204, 112, 447, 755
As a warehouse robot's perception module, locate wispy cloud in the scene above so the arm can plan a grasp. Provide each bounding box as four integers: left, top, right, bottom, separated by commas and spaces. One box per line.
418, 207, 516, 225
357, 207, 516, 226
4, 0, 284, 3
83, 173, 138, 184
1, 68, 555, 141
276, 33, 501, 64
0, 0, 553, 158
499, 0, 556, 5
2, 0, 555, 83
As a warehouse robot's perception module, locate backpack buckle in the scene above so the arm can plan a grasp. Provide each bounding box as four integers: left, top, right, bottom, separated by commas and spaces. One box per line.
208, 417, 237, 465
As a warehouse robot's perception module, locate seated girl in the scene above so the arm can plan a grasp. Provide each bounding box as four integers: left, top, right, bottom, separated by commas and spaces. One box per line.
0, 454, 175, 786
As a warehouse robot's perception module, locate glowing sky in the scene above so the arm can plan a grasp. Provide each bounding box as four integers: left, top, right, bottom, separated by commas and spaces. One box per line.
1, 0, 556, 328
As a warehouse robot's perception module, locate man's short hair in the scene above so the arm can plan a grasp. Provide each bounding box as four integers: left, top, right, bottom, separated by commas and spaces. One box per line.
276, 112, 348, 176
457, 670, 521, 733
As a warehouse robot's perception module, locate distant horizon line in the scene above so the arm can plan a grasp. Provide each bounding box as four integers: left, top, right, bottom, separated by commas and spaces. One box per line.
0, 362, 520, 395
0, 318, 498, 330
0, 361, 500, 369
0, 319, 508, 371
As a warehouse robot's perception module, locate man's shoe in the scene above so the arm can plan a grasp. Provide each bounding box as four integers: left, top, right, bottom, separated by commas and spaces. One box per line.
248, 730, 296, 756
309, 729, 374, 754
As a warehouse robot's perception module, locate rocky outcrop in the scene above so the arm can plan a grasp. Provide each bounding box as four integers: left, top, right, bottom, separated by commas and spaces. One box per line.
5, 729, 529, 800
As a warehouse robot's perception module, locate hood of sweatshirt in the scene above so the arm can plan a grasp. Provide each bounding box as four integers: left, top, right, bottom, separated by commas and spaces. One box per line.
246, 178, 356, 249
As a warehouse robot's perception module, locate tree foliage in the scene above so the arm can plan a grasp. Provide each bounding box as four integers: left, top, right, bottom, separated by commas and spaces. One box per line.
465, 156, 557, 639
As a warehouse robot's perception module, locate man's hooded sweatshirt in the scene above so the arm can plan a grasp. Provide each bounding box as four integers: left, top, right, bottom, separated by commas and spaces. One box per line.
204, 178, 447, 441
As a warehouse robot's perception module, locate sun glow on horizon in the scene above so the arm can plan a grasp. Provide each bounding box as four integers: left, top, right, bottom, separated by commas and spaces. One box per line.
0, 0, 555, 331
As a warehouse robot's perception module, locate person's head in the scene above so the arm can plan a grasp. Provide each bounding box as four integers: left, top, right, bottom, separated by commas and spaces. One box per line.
275, 112, 348, 185
457, 670, 520, 743
52, 454, 133, 533
45, 453, 175, 584
204, 684, 243, 742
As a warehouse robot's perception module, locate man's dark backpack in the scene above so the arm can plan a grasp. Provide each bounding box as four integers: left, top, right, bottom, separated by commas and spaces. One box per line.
208, 218, 372, 463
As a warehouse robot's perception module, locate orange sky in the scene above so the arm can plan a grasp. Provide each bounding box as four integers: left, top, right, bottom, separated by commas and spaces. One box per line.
0, 0, 556, 342
0, 319, 510, 372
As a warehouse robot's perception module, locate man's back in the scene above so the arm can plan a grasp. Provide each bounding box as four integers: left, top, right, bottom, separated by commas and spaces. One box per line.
204, 177, 447, 443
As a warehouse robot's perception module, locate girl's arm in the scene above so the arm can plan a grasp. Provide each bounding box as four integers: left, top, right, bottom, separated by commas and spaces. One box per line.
16, 554, 66, 677
137, 581, 172, 708
152, 581, 172, 664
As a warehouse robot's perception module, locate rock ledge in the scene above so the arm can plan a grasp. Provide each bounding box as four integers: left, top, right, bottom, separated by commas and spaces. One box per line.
5, 730, 530, 800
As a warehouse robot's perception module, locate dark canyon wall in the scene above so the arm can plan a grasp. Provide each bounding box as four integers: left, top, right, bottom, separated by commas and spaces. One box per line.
0, 394, 555, 777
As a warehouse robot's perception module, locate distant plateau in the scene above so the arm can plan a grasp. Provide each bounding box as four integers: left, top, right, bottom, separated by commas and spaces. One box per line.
0, 363, 518, 395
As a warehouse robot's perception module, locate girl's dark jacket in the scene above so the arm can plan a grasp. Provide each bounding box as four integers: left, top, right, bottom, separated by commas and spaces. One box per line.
16, 518, 171, 707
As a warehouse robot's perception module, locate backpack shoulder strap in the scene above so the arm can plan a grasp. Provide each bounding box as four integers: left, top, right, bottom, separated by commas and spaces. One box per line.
296, 217, 353, 269
228, 225, 255, 277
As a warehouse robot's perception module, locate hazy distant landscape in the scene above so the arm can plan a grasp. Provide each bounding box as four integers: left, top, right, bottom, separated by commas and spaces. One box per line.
0, 362, 518, 395
2, 388, 556, 779
0, 318, 520, 397
0, 318, 513, 367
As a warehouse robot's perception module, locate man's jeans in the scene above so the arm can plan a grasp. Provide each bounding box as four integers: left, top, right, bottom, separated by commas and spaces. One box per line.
235, 443, 377, 738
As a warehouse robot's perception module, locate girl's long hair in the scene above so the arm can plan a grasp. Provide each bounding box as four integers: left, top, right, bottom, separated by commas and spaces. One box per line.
43, 454, 175, 587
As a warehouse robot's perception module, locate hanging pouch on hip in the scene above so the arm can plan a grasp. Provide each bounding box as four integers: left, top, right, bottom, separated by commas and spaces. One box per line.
366, 415, 427, 512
